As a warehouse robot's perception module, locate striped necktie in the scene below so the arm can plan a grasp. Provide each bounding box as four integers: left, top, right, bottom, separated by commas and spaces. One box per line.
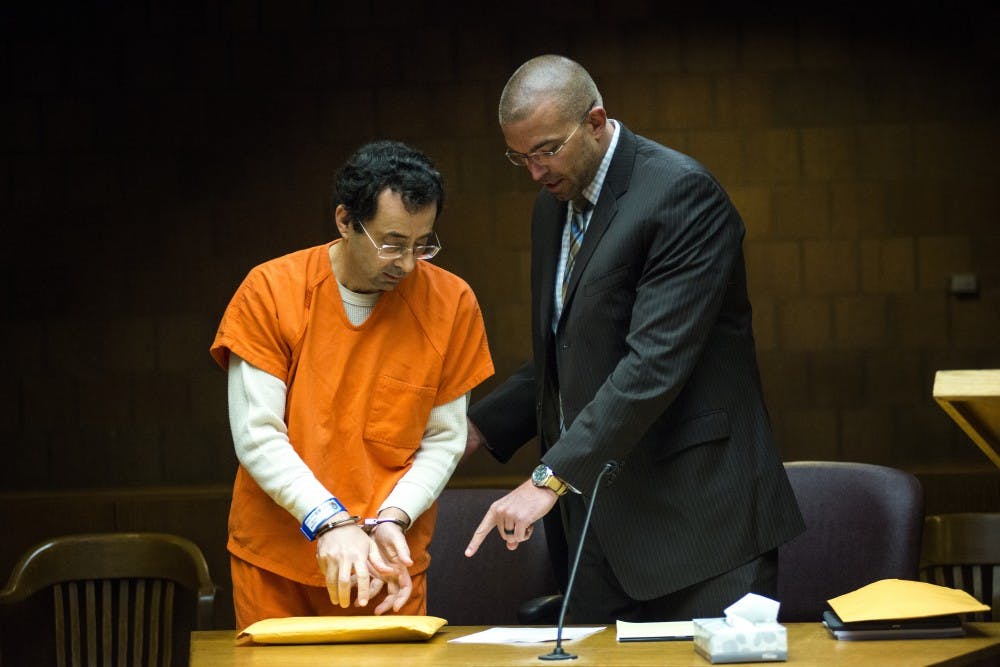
561, 206, 587, 304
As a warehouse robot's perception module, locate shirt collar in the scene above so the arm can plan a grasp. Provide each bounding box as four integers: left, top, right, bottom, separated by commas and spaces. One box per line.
578, 119, 620, 210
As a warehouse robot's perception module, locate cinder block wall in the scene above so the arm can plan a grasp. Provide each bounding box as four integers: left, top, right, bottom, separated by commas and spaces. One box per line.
2, 2, 998, 493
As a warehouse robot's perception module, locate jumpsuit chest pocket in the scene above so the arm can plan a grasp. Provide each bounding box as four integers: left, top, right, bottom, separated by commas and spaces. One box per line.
364, 375, 437, 465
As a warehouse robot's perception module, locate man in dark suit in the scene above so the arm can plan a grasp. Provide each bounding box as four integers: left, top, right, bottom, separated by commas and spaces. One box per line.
463, 54, 805, 623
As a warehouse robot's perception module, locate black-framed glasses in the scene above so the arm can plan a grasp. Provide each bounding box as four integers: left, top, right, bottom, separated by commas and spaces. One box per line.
358, 223, 442, 261
504, 100, 597, 167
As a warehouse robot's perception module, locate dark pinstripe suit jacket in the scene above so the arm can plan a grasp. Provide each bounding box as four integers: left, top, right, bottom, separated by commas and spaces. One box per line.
470, 125, 804, 599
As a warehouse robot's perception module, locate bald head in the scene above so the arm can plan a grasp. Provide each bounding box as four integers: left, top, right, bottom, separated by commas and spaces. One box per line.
499, 55, 602, 126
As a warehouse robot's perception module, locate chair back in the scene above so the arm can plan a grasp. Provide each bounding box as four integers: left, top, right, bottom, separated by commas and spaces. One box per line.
427, 487, 558, 625
777, 461, 924, 622
0, 532, 216, 667
921, 512, 1000, 622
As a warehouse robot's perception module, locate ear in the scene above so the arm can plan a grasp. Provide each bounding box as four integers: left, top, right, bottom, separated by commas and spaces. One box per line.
585, 105, 608, 133
334, 205, 352, 236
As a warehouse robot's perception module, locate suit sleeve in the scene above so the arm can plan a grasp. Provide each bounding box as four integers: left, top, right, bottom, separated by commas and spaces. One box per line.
468, 359, 537, 463
544, 169, 744, 491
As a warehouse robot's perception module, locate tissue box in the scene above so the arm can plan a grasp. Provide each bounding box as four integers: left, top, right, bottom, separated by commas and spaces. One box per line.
693, 618, 787, 664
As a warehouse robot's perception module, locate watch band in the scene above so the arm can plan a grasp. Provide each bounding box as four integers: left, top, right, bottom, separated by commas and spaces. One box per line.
543, 475, 569, 496
533, 464, 570, 496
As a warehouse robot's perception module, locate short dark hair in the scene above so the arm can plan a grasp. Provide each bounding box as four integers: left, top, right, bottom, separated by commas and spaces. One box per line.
332, 140, 445, 231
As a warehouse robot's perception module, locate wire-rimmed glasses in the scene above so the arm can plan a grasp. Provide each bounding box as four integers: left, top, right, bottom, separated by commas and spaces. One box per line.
504, 100, 597, 167
358, 223, 442, 260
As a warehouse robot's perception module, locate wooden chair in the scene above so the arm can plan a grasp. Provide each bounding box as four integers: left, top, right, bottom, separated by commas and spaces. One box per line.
921, 513, 1000, 622
0, 532, 217, 667
778, 461, 925, 622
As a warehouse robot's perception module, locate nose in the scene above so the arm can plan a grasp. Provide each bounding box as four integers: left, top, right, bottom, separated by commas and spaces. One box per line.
394, 251, 417, 275
526, 160, 547, 181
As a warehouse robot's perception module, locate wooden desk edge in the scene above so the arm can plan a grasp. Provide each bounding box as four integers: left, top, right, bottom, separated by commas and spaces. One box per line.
191, 622, 1000, 666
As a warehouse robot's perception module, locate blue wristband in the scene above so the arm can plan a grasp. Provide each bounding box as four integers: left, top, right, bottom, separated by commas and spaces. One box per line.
301, 497, 347, 540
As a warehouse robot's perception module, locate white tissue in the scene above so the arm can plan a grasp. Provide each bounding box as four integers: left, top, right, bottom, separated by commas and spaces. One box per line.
724, 593, 780, 627
695, 594, 787, 663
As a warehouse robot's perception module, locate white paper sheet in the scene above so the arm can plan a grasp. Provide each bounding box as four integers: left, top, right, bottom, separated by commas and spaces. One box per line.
448, 626, 606, 644
615, 620, 694, 641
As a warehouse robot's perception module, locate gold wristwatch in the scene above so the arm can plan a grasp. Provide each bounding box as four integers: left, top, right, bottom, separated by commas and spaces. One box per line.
532, 464, 569, 496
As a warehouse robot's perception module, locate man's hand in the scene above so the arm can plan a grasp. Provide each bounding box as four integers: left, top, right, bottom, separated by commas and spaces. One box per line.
368, 519, 415, 615
464, 479, 557, 557
315, 517, 375, 609
370, 560, 413, 615
370, 520, 414, 571
462, 417, 486, 463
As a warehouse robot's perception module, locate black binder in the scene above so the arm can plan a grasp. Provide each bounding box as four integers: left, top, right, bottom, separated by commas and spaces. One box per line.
822, 610, 965, 641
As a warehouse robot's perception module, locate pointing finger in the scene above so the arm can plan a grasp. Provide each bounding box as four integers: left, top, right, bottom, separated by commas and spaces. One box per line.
464, 510, 496, 557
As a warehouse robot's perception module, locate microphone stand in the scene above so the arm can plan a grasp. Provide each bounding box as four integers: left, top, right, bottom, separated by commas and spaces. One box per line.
539, 461, 617, 661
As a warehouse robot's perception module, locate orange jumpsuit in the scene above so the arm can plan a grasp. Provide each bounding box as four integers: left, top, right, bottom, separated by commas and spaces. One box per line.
210, 241, 493, 623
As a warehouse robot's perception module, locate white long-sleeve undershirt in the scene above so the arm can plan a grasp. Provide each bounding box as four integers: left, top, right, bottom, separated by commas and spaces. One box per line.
227, 356, 468, 528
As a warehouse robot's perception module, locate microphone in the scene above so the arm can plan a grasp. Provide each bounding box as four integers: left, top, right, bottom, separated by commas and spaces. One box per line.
540, 460, 619, 661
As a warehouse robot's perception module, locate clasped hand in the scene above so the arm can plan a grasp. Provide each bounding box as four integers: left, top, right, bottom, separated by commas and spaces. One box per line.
315, 521, 413, 615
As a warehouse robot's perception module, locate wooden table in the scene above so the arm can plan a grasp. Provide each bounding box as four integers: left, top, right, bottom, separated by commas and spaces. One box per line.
191, 623, 1000, 666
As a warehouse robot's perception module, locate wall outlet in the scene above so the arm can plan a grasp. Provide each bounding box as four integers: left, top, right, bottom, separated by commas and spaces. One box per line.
949, 273, 979, 296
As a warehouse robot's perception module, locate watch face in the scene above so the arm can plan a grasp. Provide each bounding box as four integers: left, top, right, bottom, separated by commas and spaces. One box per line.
532, 464, 549, 486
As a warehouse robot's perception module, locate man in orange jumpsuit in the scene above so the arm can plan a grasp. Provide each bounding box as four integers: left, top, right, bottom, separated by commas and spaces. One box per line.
210, 140, 494, 629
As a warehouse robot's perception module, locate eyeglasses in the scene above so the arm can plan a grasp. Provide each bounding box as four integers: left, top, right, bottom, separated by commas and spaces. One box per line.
358, 223, 442, 261
505, 122, 583, 167
504, 101, 596, 167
